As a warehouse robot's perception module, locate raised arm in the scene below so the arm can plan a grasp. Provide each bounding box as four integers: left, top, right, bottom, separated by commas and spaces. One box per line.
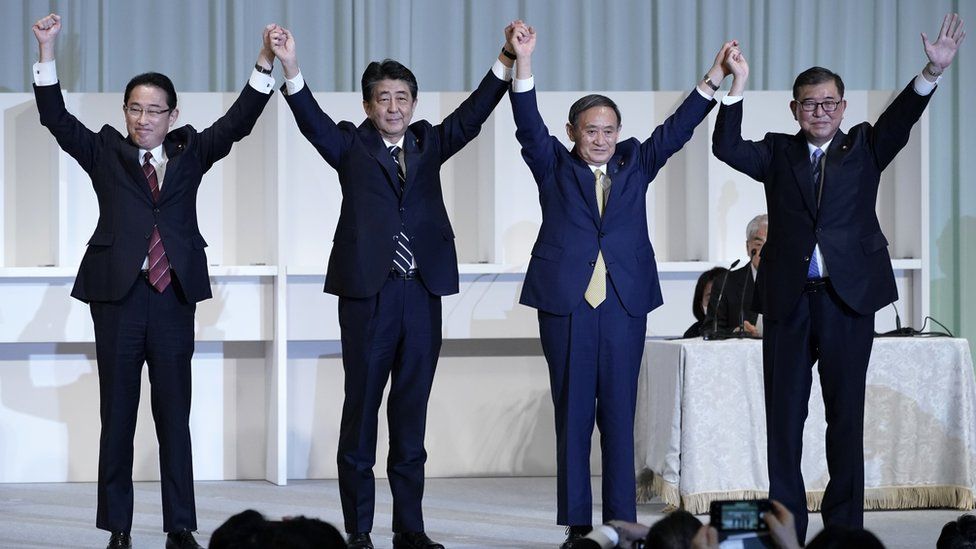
271, 26, 298, 80
726, 46, 749, 96
508, 22, 557, 185
32, 13, 60, 63
256, 23, 277, 74
510, 20, 536, 81
920, 12, 966, 82
697, 40, 737, 98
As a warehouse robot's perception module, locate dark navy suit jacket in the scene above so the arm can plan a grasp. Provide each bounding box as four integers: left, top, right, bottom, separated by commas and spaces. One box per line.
511, 88, 715, 316
282, 69, 508, 298
712, 82, 932, 320
34, 82, 271, 304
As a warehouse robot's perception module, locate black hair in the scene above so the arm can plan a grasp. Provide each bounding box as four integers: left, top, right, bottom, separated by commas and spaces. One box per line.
644, 509, 703, 549
805, 525, 885, 549
938, 514, 976, 549
567, 94, 622, 128
361, 59, 418, 102
124, 72, 177, 110
693, 267, 728, 322
792, 66, 845, 100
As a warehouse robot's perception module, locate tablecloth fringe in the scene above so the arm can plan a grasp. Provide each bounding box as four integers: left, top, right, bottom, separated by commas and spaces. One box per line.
638, 470, 974, 515
807, 485, 974, 512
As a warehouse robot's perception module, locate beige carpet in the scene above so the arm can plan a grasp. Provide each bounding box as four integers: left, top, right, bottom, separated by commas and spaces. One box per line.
0, 478, 966, 548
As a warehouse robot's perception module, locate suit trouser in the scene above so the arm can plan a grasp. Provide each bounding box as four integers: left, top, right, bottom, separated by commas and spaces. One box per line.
538, 281, 647, 526
763, 279, 874, 543
336, 273, 442, 534
89, 272, 197, 533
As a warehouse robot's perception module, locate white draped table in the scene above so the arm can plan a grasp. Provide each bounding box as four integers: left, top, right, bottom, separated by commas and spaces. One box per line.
634, 337, 976, 514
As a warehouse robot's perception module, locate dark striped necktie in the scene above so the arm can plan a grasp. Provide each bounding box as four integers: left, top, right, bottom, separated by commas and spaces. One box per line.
143, 152, 171, 292
389, 146, 413, 274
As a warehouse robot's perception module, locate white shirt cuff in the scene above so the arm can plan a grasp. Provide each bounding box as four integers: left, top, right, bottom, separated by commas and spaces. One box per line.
513, 75, 535, 93
284, 71, 306, 95
248, 69, 275, 94
491, 59, 513, 82
583, 525, 619, 549
32, 59, 58, 86
695, 86, 713, 100
722, 95, 744, 105
913, 72, 939, 96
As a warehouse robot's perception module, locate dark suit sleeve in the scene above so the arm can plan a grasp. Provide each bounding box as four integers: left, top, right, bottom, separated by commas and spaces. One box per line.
510, 87, 557, 185
195, 84, 274, 172
434, 68, 508, 163
637, 89, 715, 179
712, 100, 775, 182
867, 80, 933, 171
34, 82, 100, 174
282, 82, 352, 169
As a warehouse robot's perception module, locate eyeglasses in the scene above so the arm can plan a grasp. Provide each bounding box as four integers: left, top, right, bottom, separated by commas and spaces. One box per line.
797, 100, 841, 113
124, 106, 172, 119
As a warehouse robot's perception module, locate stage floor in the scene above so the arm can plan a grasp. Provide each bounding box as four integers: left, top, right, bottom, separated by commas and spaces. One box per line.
0, 477, 964, 548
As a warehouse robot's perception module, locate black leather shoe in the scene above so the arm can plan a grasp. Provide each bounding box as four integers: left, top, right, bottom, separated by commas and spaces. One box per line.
559, 525, 593, 549
165, 529, 203, 549
347, 532, 374, 549
392, 531, 445, 549
106, 532, 131, 549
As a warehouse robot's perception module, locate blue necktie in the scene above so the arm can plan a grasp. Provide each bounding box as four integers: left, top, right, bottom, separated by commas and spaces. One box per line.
389, 146, 413, 274
807, 148, 824, 278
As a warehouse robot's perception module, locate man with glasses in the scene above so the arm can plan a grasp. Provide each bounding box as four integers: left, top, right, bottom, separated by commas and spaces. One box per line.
712, 13, 965, 545
31, 14, 277, 549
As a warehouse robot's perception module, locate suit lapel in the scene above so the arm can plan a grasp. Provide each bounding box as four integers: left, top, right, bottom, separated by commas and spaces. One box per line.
360, 121, 402, 198
158, 137, 186, 202
787, 134, 818, 217
821, 129, 849, 206
570, 148, 601, 226
121, 138, 154, 203
400, 128, 419, 201
603, 153, 627, 220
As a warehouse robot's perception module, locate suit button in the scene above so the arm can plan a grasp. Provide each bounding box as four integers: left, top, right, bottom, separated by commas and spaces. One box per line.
803, 255, 810, 262
153, 208, 160, 213
399, 207, 405, 212
599, 232, 605, 238
589, 260, 596, 267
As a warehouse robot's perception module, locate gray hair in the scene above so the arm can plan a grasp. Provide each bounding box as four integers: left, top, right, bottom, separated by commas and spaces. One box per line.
746, 214, 768, 241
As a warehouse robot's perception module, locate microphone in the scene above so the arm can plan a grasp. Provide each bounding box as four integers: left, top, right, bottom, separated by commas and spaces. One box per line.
882, 302, 915, 336
704, 259, 740, 340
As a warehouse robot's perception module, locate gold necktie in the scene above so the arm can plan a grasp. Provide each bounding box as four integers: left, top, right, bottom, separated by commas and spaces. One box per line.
584, 169, 607, 308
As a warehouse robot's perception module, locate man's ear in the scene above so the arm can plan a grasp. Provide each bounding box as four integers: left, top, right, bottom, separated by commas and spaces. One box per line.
168, 108, 179, 127
788, 100, 798, 121
565, 123, 576, 143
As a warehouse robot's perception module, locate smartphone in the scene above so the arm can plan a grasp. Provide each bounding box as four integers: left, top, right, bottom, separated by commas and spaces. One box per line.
709, 499, 772, 534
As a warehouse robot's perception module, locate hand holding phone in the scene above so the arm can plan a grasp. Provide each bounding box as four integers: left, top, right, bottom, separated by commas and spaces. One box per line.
709, 499, 772, 534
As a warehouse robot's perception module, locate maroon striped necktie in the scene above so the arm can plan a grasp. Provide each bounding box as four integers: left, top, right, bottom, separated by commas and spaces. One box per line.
143, 152, 171, 292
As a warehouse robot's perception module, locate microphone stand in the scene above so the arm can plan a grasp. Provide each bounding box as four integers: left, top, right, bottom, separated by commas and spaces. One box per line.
703, 259, 740, 340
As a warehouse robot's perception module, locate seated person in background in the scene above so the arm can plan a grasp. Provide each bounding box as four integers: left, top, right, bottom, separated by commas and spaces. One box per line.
684, 267, 729, 338
937, 513, 976, 549
714, 214, 767, 336
208, 509, 346, 549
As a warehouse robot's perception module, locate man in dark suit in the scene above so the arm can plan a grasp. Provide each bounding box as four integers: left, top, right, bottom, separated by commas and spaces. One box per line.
269, 25, 516, 549
713, 213, 767, 336
31, 14, 277, 549
712, 13, 965, 543
506, 23, 737, 547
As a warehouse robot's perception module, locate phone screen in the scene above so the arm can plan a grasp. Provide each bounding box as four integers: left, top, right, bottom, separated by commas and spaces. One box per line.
721, 501, 760, 530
